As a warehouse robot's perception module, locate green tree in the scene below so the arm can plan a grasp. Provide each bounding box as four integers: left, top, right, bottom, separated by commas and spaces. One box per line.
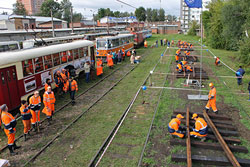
135, 7, 146, 21
61, 0, 72, 26
152, 9, 158, 22
73, 12, 82, 22
13, 1, 27, 15
188, 20, 199, 36
146, 8, 152, 22
114, 11, 120, 17
239, 37, 250, 65
40, 0, 62, 18
158, 8, 165, 21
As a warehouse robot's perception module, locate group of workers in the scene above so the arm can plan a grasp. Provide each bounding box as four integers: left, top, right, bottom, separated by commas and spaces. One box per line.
177, 40, 193, 50
168, 82, 218, 140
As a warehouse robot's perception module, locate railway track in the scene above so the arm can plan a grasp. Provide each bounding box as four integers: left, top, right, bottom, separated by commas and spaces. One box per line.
88, 46, 170, 167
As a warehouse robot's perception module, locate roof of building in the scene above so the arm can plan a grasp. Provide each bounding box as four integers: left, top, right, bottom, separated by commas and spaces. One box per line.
80, 20, 97, 26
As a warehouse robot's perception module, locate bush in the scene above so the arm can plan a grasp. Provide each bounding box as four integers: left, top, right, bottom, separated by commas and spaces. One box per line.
239, 37, 250, 65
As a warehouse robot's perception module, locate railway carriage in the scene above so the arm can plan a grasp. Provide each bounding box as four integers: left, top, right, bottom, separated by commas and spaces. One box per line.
95, 34, 134, 59
0, 40, 95, 111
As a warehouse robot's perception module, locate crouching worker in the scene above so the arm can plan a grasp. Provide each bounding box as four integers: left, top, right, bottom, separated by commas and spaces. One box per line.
168, 114, 185, 138
190, 113, 208, 142
42, 86, 56, 125
20, 100, 32, 141
1, 104, 21, 155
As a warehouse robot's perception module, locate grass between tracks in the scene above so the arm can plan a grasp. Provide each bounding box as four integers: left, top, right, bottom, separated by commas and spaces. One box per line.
29, 35, 169, 166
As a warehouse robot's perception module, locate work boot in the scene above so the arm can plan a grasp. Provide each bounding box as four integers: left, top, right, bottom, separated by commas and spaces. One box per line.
47, 118, 51, 125
205, 108, 209, 113
214, 110, 219, 114
8, 145, 17, 156
32, 124, 36, 132
13, 143, 21, 150
24, 134, 27, 142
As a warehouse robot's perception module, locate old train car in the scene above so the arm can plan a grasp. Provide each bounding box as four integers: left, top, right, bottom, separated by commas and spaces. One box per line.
0, 40, 95, 111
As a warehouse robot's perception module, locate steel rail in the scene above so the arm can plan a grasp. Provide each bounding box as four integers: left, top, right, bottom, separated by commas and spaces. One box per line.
88, 46, 169, 167
22, 64, 137, 167
186, 108, 192, 167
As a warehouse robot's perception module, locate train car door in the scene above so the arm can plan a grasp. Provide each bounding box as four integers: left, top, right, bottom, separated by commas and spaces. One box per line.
0, 66, 20, 110
90, 46, 95, 65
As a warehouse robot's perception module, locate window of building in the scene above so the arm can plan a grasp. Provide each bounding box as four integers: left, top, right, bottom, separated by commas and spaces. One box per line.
53, 53, 60, 66
22, 59, 34, 76
33, 57, 44, 73
44, 55, 53, 70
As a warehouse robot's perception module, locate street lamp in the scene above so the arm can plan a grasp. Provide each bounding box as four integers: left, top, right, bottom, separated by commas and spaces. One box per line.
90, 9, 96, 33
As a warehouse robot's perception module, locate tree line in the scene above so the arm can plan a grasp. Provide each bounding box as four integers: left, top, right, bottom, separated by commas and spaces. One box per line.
202, 0, 250, 65
13, 0, 83, 26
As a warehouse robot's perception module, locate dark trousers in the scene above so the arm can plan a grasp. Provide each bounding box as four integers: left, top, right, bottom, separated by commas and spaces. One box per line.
237, 78, 242, 85
69, 91, 75, 101
113, 58, 117, 64
85, 72, 90, 83
118, 58, 122, 62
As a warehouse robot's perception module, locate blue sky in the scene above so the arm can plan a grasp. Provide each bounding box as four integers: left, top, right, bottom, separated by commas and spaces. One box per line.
0, 0, 180, 19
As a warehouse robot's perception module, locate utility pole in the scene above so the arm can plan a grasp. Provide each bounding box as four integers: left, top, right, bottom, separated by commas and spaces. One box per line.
71, 7, 74, 34
51, 9, 55, 37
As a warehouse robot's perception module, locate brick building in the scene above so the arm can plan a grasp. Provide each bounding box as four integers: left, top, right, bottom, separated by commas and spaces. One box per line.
18, 0, 45, 15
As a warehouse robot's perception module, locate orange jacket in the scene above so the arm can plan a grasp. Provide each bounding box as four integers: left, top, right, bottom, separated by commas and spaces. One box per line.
20, 104, 32, 120
122, 49, 125, 57
176, 64, 182, 71
175, 55, 179, 61
208, 87, 216, 100
29, 95, 41, 111
45, 83, 50, 91
193, 117, 208, 135
64, 80, 78, 92
96, 59, 103, 76
43, 91, 56, 112
127, 51, 131, 57
185, 65, 193, 72
107, 54, 114, 67
1, 111, 16, 134
168, 118, 181, 132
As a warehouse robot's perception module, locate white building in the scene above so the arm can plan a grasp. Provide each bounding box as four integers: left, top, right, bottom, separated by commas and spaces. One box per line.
100, 16, 138, 24
180, 0, 211, 34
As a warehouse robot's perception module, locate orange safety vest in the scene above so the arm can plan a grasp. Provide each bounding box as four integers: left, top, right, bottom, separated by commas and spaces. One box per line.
208, 87, 216, 100
64, 80, 78, 92
168, 118, 180, 132
127, 51, 131, 57
61, 72, 68, 82
42, 91, 56, 115
185, 65, 193, 72
1, 111, 16, 133
96, 59, 103, 76
144, 41, 148, 47
45, 83, 50, 91
176, 64, 183, 71
122, 49, 125, 57
20, 104, 32, 120
107, 54, 114, 67
29, 95, 41, 111
175, 55, 179, 61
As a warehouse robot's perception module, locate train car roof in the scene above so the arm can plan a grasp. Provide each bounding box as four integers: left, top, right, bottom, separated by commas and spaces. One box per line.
96, 34, 134, 40
0, 41, 19, 45
0, 40, 94, 66
24, 35, 86, 43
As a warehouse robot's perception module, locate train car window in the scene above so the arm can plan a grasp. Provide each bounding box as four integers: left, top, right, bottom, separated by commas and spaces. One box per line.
53, 53, 60, 66
83, 47, 88, 57
73, 49, 79, 60
60, 51, 68, 64
1, 72, 5, 84
79, 48, 84, 58
33, 57, 44, 73
44, 55, 53, 70
22, 59, 34, 76
8, 44, 19, 51
0, 45, 9, 52
12, 69, 17, 80
68, 50, 73, 61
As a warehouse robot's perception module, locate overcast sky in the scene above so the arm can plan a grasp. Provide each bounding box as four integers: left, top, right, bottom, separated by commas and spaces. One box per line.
0, 0, 180, 19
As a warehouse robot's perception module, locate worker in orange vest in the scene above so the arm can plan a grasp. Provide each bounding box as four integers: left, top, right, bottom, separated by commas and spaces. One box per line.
45, 78, 51, 91
107, 53, 114, 69
96, 58, 103, 77
29, 91, 41, 132
190, 113, 208, 141
64, 77, 78, 104
127, 50, 131, 57
184, 64, 193, 72
175, 49, 181, 63
122, 47, 126, 61
176, 63, 183, 73
61, 69, 69, 82
215, 57, 220, 66
1, 104, 21, 155
42, 86, 56, 125
168, 114, 185, 138
20, 100, 32, 141
144, 40, 148, 48
55, 71, 64, 95
205, 83, 218, 114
